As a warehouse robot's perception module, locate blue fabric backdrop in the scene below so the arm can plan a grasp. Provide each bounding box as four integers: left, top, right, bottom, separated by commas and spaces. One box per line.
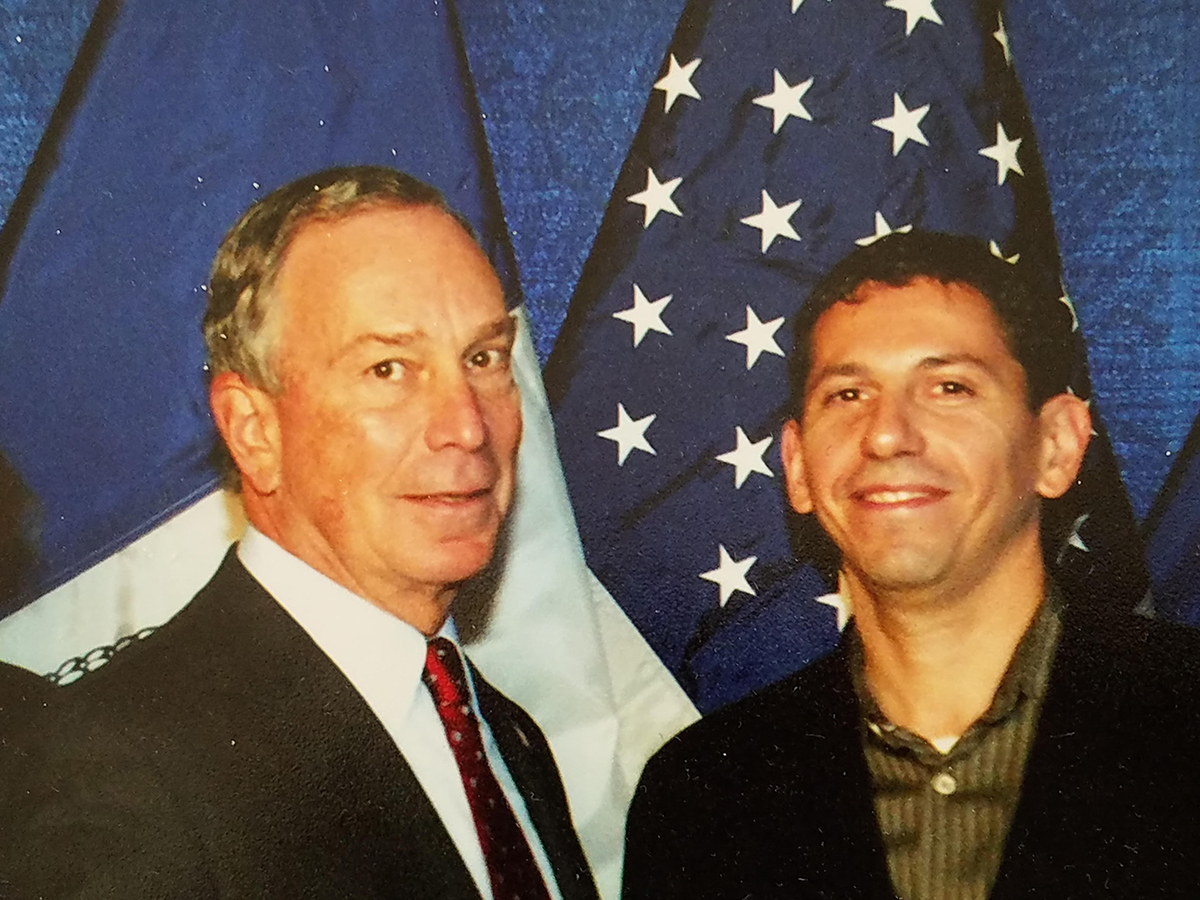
1, 0, 1198, 608
0, 0, 518, 600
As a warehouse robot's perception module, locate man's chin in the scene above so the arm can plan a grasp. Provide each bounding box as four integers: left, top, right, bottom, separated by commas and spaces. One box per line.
848, 550, 952, 597
415, 537, 500, 588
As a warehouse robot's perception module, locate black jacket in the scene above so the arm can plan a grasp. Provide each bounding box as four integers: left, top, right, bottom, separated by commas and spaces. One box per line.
623, 599, 1200, 899
4, 550, 598, 900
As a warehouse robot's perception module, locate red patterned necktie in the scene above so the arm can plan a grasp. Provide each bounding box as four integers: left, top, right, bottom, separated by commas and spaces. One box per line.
423, 637, 553, 900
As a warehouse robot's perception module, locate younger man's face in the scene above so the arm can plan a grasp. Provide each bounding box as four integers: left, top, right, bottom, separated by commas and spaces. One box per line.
781, 277, 1087, 600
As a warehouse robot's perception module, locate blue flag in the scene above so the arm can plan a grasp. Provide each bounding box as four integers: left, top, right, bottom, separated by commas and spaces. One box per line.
0, 0, 515, 608
545, 0, 1147, 712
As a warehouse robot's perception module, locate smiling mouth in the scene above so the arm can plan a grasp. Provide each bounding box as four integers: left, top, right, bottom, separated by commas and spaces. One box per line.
854, 487, 947, 507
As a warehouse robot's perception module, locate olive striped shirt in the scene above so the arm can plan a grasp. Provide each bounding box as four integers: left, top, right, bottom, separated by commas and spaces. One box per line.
848, 591, 1062, 900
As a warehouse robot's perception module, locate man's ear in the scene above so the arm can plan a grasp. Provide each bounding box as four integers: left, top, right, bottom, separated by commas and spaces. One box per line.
781, 418, 814, 514
1033, 392, 1092, 499
209, 372, 283, 496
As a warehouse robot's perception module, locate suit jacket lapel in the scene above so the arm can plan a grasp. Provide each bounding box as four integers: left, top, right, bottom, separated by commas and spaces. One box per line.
195, 551, 484, 900
988, 603, 1123, 900
748, 650, 896, 898
474, 669, 600, 900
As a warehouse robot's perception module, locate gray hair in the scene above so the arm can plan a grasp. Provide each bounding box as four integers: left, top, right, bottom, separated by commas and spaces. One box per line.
202, 165, 473, 485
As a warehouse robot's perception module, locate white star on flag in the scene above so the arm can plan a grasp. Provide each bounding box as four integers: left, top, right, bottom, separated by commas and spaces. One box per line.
726, 305, 786, 369
791, 0, 832, 10
654, 54, 702, 113
885, 0, 943, 36
978, 122, 1023, 185
1059, 293, 1079, 332
753, 70, 814, 133
816, 592, 851, 631
613, 284, 673, 347
872, 93, 930, 156
740, 189, 802, 253
988, 240, 1020, 264
700, 544, 758, 606
715, 427, 774, 488
597, 403, 657, 465
627, 167, 682, 228
855, 211, 912, 247
994, 14, 1013, 65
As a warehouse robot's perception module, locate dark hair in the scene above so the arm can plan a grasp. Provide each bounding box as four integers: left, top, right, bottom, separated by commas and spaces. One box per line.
786, 231, 1075, 417
202, 165, 473, 488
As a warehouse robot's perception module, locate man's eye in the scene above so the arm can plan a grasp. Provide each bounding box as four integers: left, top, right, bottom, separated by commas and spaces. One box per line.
937, 380, 973, 396
826, 387, 861, 405
467, 347, 511, 370
370, 360, 402, 380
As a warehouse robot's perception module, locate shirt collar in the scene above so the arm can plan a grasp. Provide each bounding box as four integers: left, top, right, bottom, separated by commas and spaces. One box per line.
849, 581, 1063, 760
237, 527, 473, 726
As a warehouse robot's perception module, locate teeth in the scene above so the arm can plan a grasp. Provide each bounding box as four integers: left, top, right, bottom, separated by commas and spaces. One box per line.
864, 490, 926, 504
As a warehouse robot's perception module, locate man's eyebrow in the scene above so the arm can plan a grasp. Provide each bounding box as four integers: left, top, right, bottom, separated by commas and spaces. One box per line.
918, 353, 1001, 377
338, 316, 516, 357
344, 330, 424, 352
474, 315, 517, 344
806, 362, 869, 386
806, 353, 1005, 389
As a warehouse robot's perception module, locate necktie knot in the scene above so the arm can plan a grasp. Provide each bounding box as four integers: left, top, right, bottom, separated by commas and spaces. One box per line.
423, 637, 471, 711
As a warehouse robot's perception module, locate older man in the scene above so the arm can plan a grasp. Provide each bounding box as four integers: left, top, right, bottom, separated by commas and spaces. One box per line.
623, 232, 1200, 899
6, 166, 598, 900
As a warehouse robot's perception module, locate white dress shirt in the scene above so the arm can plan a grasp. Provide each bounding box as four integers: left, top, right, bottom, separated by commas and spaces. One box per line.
238, 527, 563, 900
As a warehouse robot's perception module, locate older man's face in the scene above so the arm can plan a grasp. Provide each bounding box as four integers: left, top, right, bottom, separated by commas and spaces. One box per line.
259, 204, 521, 613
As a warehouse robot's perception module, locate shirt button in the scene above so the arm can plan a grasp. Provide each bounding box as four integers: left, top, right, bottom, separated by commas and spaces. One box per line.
931, 772, 957, 796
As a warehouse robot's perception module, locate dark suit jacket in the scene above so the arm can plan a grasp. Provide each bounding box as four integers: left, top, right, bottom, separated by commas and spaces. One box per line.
0, 660, 49, 738
623, 600, 1200, 899
0, 660, 50, 805
3, 551, 599, 900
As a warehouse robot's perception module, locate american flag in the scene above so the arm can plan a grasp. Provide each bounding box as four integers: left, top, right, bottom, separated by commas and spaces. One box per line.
545, 0, 1147, 712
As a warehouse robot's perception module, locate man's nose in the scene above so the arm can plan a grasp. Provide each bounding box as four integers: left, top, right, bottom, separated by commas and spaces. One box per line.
861, 393, 924, 459
426, 371, 487, 452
